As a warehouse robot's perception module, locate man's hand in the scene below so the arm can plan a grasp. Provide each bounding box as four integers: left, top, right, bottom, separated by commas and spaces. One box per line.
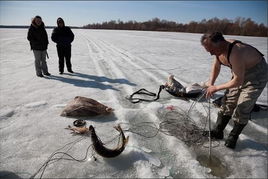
206, 85, 218, 98
200, 81, 211, 88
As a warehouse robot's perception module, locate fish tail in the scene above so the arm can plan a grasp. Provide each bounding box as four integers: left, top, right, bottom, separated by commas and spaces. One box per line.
114, 124, 122, 132
124, 136, 129, 145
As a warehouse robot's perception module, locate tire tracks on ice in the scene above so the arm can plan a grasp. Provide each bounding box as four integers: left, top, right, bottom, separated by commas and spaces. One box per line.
95, 37, 268, 144
81, 33, 137, 108
79, 33, 208, 177
96, 38, 173, 85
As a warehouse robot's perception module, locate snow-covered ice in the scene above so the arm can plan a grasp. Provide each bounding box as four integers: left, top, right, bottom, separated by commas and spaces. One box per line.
0, 29, 267, 178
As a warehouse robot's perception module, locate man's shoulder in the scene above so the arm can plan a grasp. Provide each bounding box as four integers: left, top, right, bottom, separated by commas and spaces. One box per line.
28, 25, 34, 31
53, 27, 60, 30
64, 26, 72, 31
60, 26, 69, 28
52, 27, 59, 33
29, 24, 38, 30
64, 27, 74, 34
227, 39, 238, 43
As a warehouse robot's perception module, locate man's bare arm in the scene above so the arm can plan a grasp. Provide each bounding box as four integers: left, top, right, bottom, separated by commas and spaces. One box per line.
208, 58, 221, 86
206, 52, 245, 98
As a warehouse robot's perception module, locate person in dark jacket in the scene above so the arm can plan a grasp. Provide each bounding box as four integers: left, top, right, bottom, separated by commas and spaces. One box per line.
27, 15, 50, 77
51, 17, 75, 74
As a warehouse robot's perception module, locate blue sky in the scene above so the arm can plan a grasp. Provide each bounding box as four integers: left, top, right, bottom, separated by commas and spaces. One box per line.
0, 1, 267, 27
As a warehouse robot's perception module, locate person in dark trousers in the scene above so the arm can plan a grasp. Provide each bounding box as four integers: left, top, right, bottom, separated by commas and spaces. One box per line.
27, 15, 50, 77
51, 17, 74, 74
201, 32, 268, 149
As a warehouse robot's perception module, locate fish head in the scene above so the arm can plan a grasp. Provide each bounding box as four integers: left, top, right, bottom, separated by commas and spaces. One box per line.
105, 107, 114, 113
60, 111, 68, 116
89, 125, 95, 132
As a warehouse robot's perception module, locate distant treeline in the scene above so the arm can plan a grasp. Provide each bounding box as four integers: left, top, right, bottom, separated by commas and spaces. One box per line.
83, 17, 268, 37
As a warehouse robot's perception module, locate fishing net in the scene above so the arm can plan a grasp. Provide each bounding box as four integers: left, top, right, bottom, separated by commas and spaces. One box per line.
157, 106, 208, 146
124, 121, 160, 138
122, 101, 209, 147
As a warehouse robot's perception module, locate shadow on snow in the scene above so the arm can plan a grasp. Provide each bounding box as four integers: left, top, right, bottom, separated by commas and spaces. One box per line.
46, 72, 136, 91
236, 139, 268, 152
0, 171, 23, 179
63, 113, 118, 123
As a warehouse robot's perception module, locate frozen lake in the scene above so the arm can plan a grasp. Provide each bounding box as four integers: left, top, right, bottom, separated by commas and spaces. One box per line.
0, 29, 267, 178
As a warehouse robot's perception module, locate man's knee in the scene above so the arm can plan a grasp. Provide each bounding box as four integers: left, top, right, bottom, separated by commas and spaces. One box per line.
233, 105, 251, 125
219, 104, 235, 117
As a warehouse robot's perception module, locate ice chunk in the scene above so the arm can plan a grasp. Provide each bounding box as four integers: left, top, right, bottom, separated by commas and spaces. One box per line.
0, 108, 14, 119
52, 104, 67, 108
126, 146, 161, 167
143, 152, 161, 167
25, 101, 47, 108
141, 147, 152, 153
158, 166, 171, 177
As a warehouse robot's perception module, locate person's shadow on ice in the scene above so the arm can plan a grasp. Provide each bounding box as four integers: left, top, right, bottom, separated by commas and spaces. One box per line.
47, 72, 136, 91
236, 139, 268, 152
72, 72, 136, 86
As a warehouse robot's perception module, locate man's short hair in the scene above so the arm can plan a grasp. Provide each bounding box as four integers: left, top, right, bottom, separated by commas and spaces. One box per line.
201, 32, 225, 45
35, 15, 42, 19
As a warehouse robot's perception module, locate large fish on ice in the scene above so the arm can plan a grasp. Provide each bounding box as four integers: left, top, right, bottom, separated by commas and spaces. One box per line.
61, 96, 113, 117
89, 124, 129, 158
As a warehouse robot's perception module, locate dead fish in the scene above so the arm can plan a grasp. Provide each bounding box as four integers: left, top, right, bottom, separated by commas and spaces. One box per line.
65, 125, 89, 134
164, 75, 202, 98
89, 125, 129, 158
61, 96, 114, 117
165, 75, 185, 93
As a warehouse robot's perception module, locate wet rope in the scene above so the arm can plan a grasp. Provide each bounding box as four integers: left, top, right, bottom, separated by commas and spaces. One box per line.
126, 85, 165, 103
126, 84, 204, 104
30, 135, 91, 179
39, 143, 93, 179
30, 131, 122, 179
208, 97, 212, 159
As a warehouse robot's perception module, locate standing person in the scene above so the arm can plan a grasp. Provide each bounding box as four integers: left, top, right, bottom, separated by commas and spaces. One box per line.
51, 17, 74, 74
201, 32, 268, 149
27, 15, 50, 77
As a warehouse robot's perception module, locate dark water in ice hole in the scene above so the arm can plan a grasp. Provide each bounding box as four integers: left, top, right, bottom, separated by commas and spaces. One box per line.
196, 154, 230, 178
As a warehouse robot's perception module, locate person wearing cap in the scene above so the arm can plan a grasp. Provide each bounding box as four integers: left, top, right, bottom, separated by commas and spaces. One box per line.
51, 17, 75, 74
27, 15, 51, 77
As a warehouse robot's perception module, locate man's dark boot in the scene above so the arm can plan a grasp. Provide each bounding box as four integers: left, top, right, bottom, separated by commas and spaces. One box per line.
203, 113, 231, 139
225, 122, 246, 149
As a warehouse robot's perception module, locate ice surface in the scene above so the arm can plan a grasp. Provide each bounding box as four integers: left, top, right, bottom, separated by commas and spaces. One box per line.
0, 108, 14, 119
0, 29, 267, 178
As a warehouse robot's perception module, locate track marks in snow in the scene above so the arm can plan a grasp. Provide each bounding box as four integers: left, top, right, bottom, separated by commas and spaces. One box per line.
80, 33, 191, 177
95, 38, 171, 84
82, 34, 137, 107
78, 32, 266, 178
1, 101, 47, 120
